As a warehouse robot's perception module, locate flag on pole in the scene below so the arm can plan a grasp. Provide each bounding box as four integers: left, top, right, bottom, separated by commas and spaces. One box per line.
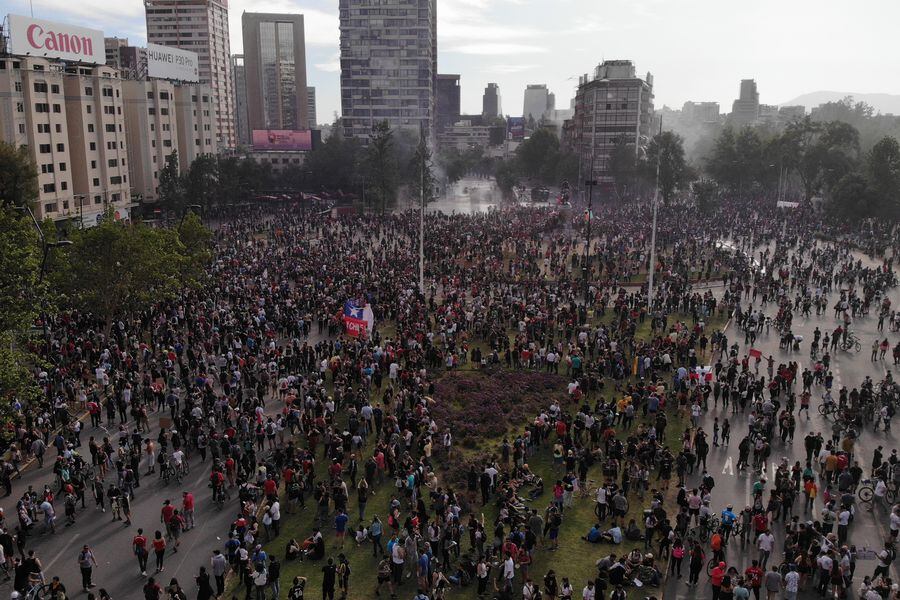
749, 348, 762, 359
343, 300, 375, 337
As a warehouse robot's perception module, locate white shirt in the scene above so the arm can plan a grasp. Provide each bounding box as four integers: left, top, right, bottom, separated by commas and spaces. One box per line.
582, 586, 595, 600
757, 532, 775, 552
784, 571, 799, 592
890, 511, 900, 532
837, 510, 851, 526
172, 450, 185, 466
503, 557, 515, 580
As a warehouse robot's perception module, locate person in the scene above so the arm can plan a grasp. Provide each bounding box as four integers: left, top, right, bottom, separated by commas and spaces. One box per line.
47, 576, 66, 598
195, 566, 214, 600
763, 566, 780, 600
337, 553, 351, 598
143, 576, 162, 600
133, 528, 149, 576
151, 530, 166, 573
375, 556, 392, 597
322, 557, 337, 600
582, 580, 595, 600
211, 549, 227, 596
782, 564, 800, 600
288, 576, 307, 600
252, 566, 267, 600
167, 578, 188, 600
711, 561, 726, 600
688, 543, 704, 586
269, 555, 281, 599
334, 510, 349, 549
77, 544, 98, 592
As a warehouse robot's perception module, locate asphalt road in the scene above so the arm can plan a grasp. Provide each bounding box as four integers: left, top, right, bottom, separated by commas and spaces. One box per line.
665, 242, 900, 600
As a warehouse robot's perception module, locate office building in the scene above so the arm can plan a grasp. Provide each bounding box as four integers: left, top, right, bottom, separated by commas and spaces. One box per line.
437, 119, 491, 151
571, 60, 654, 185
682, 101, 720, 124
483, 83, 501, 119
523, 84, 553, 122
231, 54, 249, 145
145, 0, 235, 148
105, 37, 129, 69
122, 79, 214, 202
241, 13, 308, 134
339, 0, 437, 141
307, 86, 317, 128
436, 74, 460, 132
0, 56, 132, 223
730, 79, 760, 127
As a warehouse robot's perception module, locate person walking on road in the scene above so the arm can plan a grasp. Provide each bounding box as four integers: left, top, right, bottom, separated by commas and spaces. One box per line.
78, 544, 98, 592
195, 566, 215, 600
133, 528, 149, 576
151, 530, 167, 573
210, 549, 228, 596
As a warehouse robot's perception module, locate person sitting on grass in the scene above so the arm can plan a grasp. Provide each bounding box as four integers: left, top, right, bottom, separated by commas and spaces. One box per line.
600, 524, 623, 544
624, 519, 643, 541
583, 524, 603, 543
285, 538, 301, 561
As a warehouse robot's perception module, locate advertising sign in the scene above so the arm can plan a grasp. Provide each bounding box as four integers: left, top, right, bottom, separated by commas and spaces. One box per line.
251, 129, 313, 151
147, 43, 200, 82
507, 117, 525, 140
7, 14, 104, 64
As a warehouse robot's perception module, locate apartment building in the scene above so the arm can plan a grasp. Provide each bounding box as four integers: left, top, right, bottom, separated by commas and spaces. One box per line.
122, 79, 179, 203
174, 84, 217, 171
0, 55, 131, 223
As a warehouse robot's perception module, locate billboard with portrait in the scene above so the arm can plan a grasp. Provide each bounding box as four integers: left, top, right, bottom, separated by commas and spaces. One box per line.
251, 129, 313, 151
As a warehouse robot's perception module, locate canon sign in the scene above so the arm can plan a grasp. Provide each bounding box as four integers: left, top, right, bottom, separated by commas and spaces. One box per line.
7, 14, 104, 65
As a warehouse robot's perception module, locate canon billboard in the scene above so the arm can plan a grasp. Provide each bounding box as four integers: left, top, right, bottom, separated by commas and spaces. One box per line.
7, 14, 104, 64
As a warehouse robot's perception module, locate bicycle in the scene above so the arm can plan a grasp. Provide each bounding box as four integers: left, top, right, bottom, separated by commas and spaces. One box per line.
818, 402, 838, 418
24, 578, 55, 600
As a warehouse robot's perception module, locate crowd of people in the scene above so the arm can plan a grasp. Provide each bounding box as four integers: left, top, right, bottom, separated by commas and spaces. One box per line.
0, 192, 897, 600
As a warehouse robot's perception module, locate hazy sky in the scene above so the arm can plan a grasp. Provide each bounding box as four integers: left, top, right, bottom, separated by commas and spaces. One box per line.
10, 0, 900, 124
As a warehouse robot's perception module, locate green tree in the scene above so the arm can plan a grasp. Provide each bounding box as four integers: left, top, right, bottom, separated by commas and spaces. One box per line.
54, 217, 206, 335
644, 131, 688, 203
305, 120, 361, 192
494, 159, 520, 193
866, 136, 900, 219
781, 117, 859, 200
185, 154, 219, 209
366, 121, 399, 214
0, 142, 39, 209
828, 172, 874, 220
409, 128, 437, 205
516, 129, 560, 185
157, 150, 186, 211
177, 212, 213, 277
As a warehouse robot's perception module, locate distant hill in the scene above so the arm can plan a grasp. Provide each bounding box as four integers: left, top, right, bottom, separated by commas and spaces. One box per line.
781, 91, 900, 115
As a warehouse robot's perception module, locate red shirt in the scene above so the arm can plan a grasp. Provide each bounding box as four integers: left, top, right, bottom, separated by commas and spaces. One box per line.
161, 504, 175, 524
264, 479, 277, 497
282, 467, 295, 484
133, 534, 147, 551
152, 538, 166, 552
182, 493, 194, 511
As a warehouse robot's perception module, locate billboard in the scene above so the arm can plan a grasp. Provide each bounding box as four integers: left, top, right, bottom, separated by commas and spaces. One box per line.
252, 129, 313, 151
507, 117, 525, 140
7, 14, 104, 64
147, 43, 200, 82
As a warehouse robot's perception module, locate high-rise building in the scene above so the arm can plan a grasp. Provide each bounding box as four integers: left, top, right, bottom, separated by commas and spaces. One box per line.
436, 74, 461, 132
122, 79, 215, 202
0, 55, 132, 224
339, 0, 437, 141
231, 54, 250, 145
572, 60, 654, 185
730, 79, 760, 127
307, 87, 317, 128
523, 84, 553, 122
483, 83, 501, 119
105, 37, 128, 69
682, 101, 720, 124
145, 0, 235, 148
241, 13, 308, 135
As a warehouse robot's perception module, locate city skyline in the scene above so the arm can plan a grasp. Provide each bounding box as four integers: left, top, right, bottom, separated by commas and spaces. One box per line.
7, 0, 900, 125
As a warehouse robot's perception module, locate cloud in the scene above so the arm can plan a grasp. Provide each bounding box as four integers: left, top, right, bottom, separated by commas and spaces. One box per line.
448, 43, 547, 55
484, 64, 539, 74
314, 53, 341, 73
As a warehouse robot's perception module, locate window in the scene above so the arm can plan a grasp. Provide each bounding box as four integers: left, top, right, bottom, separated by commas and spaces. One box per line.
148, 107, 156, 115
85, 86, 93, 96
94, 196, 101, 204
105, 124, 116, 133
89, 142, 96, 151
35, 103, 50, 113
102, 87, 113, 97
108, 159, 118, 167
37, 124, 49, 133
163, 139, 172, 147
55, 124, 61, 133
14, 82, 22, 92
160, 108, 169, 115
52, 104, 61, 113
86, 105, 92, 114
195, 139, 200, 146
43, 183, 56, 193
16, 102, 24, 113
62, 200, 69, 210
107, 142, 115, 150
34, 82, 48, 92
39, 144, 51, 153
93, 178, 100, 186
56, 143, 64, 152
104, 106, 115, 115
159, 91, 169, 100
44, 203, 57, 213
87, 124, 94, 133
91, 161, 97, 169
17, 124, 25, 134
51, 84, 59, 94
110, 176, 122, 184
61, 182, 67, 191
59, 163, 66, 171
41, 163, 54, 174
111, 193, 121, 202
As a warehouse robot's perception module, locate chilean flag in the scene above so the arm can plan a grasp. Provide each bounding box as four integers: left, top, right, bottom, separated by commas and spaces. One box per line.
343, 300, 375, 337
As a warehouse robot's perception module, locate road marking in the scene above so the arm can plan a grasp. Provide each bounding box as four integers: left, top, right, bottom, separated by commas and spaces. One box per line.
722, 456, 734, 475
44, 532, 79, 571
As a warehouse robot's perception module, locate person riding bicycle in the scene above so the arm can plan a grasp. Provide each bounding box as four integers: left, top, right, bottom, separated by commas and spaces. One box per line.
171, 449, 187, 477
